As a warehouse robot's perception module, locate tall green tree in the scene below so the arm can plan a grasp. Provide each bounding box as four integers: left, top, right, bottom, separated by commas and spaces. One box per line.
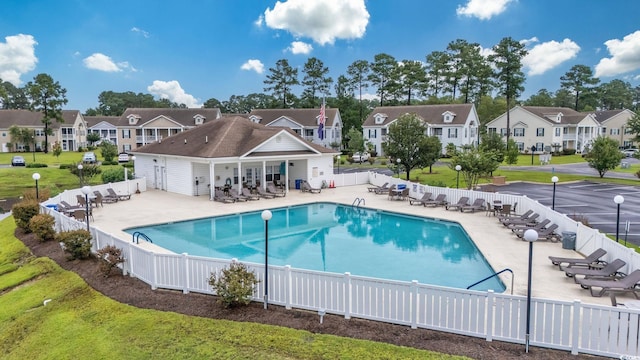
425, 50, 450, 98
476, 96, 507, 132
99, 141, 118, 162
488, 37, 527, 148
91, 91, 159, 116
524, 89, 555, 107
479, 132, 506, 163
444, 39, 470, 100
368, 53, 398, 106
334, 76, 360, 143
346, 128, 365, 155
450, 148, 501, 189
597, 79, 634, 110
300, 57, 332, 108
25, 73, 68, 153
263, 59, 299, 108
585, 136, 624, 178
560, 64, 599, 111
625, 112, 640, 142
346, 60, 370, 123
8, 125, 35, 151
0, 80, 29, 109
394, 60, 427, 105
382, 113, 441, 181
553, 88, 575, 108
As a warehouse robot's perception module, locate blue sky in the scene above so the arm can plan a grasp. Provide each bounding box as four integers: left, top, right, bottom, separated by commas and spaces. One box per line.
1, 0, 639, 111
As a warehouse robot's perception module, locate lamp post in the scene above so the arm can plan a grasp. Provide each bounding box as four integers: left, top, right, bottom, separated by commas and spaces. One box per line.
455, 164, 462, 189
32, 172, 40, 201
77, 163, 83, 186
261, 209, 272, 309
131, 156, 140, 194
81, 185, 91, 232
336, 155, 340, 174
614, 195, 624, 243
396, 158, 401, 179
551, 176, 558, 210
523, 228, 538, 353
530, 145, 536, 165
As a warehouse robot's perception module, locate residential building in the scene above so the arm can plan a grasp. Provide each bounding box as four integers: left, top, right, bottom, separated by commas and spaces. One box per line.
0, 109, 87, 152
132, 115, 338, 197
593, 109, 637, 149
248, 108, 342, 150
361, 104, 479, 156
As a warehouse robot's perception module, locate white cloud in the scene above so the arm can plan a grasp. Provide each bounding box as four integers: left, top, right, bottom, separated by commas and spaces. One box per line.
288, 41, 313, 54
520, 37, 539, 46
131, 27, 150, 38
240, 59, 265, 74
83, 53, 121, 72
523, 39, 580, 76
263, 0, 369, 45
0, 34, 38, 86
594, 30, 640, 78
254, 15, 264, 27
456, 0, 513, 20
147, 80, 201, 108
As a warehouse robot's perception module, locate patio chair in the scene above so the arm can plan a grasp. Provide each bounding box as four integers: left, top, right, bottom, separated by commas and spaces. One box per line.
498, 208, 531, 222
241, 187, 260, 200
385, 184, 397, 200
228, 188, 248, 202
423, 194, 447, 207
549, 248, 607, 270
514, 222, 560, 242
368, 182, 388, 193
461, 198, 486, 213
576, 269, 640, 298
409, 192, 433, 206
301, 181, 321, 193
565, 259, 626, 283
509, 218, 550, 233
72, 209, 93, 222
92, 191, 104, 207
99, 190, 118, 203
496, 204, 512, 218
373, 183, 391, 195
266, 183, 286, 197
501, 212, 539, 228
107, 188, 131, 201
214, 189, 235, 203
60, 200, 82, 212
256, 186, 276, 199
445, 196, 469, 211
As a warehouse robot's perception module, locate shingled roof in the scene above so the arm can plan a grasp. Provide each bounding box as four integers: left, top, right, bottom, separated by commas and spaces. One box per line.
520, 106, 591, 125
84, 115, 120, 127
591, 109, 626, 122
116, 108, 221, 127
249, 108, 338, 127
133, 115, 335, 158
362, 104, 473, 126
0, 109, 81, 128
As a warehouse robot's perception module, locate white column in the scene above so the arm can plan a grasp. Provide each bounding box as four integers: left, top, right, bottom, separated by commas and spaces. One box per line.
262, 160, 267, 189
237, 161, 242, 191
209, 162, 215, 200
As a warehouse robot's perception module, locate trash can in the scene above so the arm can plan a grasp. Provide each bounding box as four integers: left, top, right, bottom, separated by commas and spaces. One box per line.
295, 179, 302, 190
561, 231, 576, 250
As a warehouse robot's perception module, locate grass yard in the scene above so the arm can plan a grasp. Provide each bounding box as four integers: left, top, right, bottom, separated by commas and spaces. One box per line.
0, 217, 465, 360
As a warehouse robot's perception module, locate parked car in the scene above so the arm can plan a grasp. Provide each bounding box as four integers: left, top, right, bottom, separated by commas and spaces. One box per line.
621, 149, 638, 158
11, 155, 25, 166
82, 152, 97, 163
118, 153, 130, 163
351, 152, 370, 163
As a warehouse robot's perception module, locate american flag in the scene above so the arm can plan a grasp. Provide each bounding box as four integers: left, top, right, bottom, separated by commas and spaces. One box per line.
318, 98, 325, 140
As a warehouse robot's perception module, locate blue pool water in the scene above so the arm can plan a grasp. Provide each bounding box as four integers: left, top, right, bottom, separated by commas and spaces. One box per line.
126, 202, 504, 291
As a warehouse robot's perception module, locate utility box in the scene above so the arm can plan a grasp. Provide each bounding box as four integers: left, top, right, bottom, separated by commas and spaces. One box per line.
561, 231, 576, 250
621, 162, 630, 169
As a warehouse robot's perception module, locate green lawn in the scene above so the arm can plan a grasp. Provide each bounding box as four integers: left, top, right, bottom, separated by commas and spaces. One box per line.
0, 217, 466, 360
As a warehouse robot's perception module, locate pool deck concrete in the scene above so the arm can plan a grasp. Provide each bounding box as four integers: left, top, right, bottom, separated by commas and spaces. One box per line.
91, 185, 617, 307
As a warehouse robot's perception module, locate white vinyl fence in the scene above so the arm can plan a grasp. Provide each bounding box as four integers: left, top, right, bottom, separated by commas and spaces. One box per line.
41, 175, 640, 358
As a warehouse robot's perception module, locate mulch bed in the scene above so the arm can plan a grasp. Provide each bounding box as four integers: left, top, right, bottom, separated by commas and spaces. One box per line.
17, 228, 601, 360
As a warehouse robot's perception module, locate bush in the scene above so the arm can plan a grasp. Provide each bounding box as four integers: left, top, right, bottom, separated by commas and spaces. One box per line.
12, 201, 40, 232
101, 167, 128, 183
22, 188, 51, 202
29, 213, 56, 242
101, 160, 119, 166
368, 157, 376, 165
562, 149, 576, 156
95, 245, 125, 277
59, 163, 73, 170
208, 262, 258, 308
26, 163, 48, 168
380, 160, 387, 166
56, 229, 92, 260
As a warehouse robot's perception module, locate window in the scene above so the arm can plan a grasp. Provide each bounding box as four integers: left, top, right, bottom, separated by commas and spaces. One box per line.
625, 127, 633, 134
563, 128, 569, 135
432, 128, 442, 136
122, 129, 131, 139
624, 140, 633, 148
233, 168, 239, 185
535, 142, 543, 151
536, 128, 544, 136
448, 128, 458, 138
381, 128, 387, 136
610, 128, 620, 135
123, 144, 132, 151
555, 128, 561, 136
514, 128, 525, 137
601, 127, 607, 134
305, 129, 314, 137
35, 129, 45, 137
368, 129, 377, 139
516, 142, 524, 151
265, 166, 273, 182
464, 128, 467, 138
500, 128, 508, 136
488, 128, 496, 134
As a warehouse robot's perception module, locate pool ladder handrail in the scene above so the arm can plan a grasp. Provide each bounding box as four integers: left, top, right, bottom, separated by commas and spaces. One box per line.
132, 231, 153, 244
352, 197, 365, 208
466, 268, 513, 295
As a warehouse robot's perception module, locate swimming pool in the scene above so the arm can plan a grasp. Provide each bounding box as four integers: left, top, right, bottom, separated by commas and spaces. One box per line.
126, 202, 504, 291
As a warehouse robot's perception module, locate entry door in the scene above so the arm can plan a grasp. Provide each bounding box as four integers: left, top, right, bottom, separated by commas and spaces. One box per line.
154, 165, 166, 190
245, 167, 262, 187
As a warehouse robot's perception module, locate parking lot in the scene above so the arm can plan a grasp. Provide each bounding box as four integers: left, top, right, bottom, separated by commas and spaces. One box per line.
493, 181, 640, 246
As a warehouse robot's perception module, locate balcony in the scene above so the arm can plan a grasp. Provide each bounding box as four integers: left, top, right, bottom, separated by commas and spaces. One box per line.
136, 135, 158, 143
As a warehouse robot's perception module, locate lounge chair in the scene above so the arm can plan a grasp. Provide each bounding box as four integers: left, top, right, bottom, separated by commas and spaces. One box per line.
228, 188, 248, 202
501, 212, 539, 227
565, 259, 626, 283
549, 248, 607, 270
107, 188, 131, 201
368, 182, 388, 193
241, 187, 260, 200
266, 183, 286, 197
576, 269, 640, 297
409, 192, 433, 206
515, 223, 560, 242
445, 196, 469, 211
498, 208, 531, 222
461, 198, 486, 213
510, 218, 550, 233
214, 189, 235, 203
256, 186, 276, 199
423, 193, 447, 207
373, 183, 391, 195
301, 181, 321, 193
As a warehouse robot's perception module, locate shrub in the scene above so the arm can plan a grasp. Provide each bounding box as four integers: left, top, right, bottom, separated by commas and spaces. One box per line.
101, 167, 127, 183
29, 213, 56, 242
59, 163, 73, 170
26, 163, 48, 168
380, 160, 387, 166
12, 201, 40, 232
635, 170, 640, 179
22, 188, 51, 202
56, 229, 92, 260
368, 157, 376, 165
102, 160, 119, 166
562, 149, 575, 156
95, 245, 125, 277
208, 262, 258, 308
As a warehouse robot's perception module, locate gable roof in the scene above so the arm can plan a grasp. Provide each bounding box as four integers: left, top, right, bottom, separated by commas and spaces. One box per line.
117, 108, 221, 127
84, 116, 120, 128
591, 109, 627, 123
0, 109, 81, 129
520, 106, 595, 125
362, 104, 473, 127
132, 115, 335, 158
249, 108, 339, 127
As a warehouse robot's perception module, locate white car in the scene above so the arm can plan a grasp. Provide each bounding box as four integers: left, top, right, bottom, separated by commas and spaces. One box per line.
118, 153, 130, 163
621, 149, 638, 158
351, 152, 370, 163
82, 152, 97, 163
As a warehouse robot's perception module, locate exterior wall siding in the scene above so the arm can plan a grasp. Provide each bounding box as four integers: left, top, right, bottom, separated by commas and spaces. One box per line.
166, 157, 192, 196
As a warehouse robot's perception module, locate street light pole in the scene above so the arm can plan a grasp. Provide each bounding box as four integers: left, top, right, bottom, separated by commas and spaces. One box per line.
261, 209, 272, 309
396, 158, 401, 179
455, 165, 462, 189
81, 185, 91, 233
614, 195, 624, 243
523, 228, 538, 353
336, 155, 340, 174
551, 176, 558, 210
32, 172, 41, 201
530, 145, 536, 165
77, 164, 84, 186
